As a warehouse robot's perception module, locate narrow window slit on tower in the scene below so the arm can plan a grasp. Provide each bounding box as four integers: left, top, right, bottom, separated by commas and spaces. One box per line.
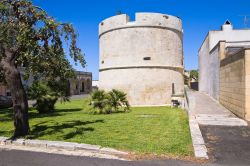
143, 57, 151, 60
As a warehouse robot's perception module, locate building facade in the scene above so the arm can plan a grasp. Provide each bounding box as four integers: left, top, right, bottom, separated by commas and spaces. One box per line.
199, 21, 250, 120
92, 80, 99, 91
219, 45, 250, 120
69, 71, 92, 95
0, 70, 92, 97
99, 13, 184, 106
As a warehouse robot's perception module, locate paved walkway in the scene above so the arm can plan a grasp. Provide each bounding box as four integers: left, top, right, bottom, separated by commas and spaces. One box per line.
186, 89, 247, 126
186, 88, 250, 165
70, 94, 89, 100
185, 88, 248, 159
200, 125, 250, 166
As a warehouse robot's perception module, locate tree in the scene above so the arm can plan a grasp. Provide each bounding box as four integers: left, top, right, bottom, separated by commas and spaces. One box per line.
0, 0, 85, 138
190, 70, 199, 81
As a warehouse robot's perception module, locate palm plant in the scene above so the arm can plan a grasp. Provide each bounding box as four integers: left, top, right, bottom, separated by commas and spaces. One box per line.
90, 89, 130, 114
91, 90, 108, 113
107, 89, 130, 113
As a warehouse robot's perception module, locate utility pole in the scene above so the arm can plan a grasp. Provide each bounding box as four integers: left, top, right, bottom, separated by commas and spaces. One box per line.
238, 15, 250, 28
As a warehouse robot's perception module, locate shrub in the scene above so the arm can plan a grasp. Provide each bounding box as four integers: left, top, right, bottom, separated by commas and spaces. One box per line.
108, 89, 130, 112
91, 90, 108, 114
90, 89, 130, 114
36, 95, 58, 113
27, 81, 58, 113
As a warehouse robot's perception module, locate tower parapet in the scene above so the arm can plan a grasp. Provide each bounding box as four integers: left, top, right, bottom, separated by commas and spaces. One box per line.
99, 13, 182, 37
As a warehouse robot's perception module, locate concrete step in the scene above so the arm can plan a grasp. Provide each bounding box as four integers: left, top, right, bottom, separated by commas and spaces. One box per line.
195, 114, 248, 126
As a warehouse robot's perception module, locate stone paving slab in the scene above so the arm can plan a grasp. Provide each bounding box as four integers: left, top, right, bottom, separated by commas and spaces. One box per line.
197, 120, 247, 126
46, 141, 77, 151
12, 139, 25, 146
25, 139, 48, 148
196, 117, 244, 121
186, 89, 248, 126
0, 137, 6, 145
3, 139, 13, 145
185, 87, 248, 160
0, 145, 128, 161
193, 145, 208, 158
188, 115, 208, 159
196, 115, 248, 126
100, 147, 128, 155
0, 137, 128, 159
74, 143, 101, 152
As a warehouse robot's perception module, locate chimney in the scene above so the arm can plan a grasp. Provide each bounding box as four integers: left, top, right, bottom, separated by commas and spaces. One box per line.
221, 20, 233, 31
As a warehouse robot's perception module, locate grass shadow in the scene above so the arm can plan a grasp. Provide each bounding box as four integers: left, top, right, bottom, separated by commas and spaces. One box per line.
1, 107, 84, 122
28, 108, 83, 119
28, 119, 104, 140
0, 108, 13, 122
0, 130, 12, 136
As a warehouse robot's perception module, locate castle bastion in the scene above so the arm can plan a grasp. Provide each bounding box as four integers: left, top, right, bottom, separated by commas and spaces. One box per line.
99, 12, 184, 106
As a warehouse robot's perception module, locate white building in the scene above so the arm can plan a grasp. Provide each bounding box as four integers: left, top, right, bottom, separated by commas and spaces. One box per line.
199, 21, 250, 100
92, 80, 99, 91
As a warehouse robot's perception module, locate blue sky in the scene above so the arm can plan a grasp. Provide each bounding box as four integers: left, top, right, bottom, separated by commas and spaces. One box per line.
32, 0, 250, 80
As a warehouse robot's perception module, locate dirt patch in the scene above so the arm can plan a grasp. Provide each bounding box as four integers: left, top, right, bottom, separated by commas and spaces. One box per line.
122, 152, 210, 164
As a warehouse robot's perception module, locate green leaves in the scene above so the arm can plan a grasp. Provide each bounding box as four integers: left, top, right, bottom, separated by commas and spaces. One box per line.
27, 80, 70, 113
91, 90, 108, 113
90, 89, 130, 114
189, 70, 199, 80
0, 0, 86, 82
108, 89, 130, 112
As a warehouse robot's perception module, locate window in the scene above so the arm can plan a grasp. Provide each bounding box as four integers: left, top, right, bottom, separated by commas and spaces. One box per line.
143, 57, 151, 60
80, 82, 85, 93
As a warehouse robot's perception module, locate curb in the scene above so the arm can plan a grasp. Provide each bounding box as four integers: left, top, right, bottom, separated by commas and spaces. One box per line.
189, 115, 208, 159
184, 88, 209, 159
0, 137, 128, 157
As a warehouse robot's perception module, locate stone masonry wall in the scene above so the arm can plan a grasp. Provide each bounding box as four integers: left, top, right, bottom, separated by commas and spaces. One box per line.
219, 49, 249, 119
245, 50, 250, 120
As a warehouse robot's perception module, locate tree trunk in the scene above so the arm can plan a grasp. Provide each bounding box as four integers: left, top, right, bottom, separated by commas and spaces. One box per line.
1, 51, 30, 138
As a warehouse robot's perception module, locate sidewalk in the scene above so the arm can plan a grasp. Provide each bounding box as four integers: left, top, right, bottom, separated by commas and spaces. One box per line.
186, 88, 250, 165
186, 89, 247, 126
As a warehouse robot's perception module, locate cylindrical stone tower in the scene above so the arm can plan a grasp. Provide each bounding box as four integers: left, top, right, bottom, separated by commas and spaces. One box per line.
99, 13, 184, 106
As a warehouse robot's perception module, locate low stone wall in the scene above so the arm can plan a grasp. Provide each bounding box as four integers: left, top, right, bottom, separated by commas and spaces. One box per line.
219, 49, 250, 120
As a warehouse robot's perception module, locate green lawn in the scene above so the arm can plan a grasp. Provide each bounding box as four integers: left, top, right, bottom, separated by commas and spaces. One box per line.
0, 98, 193, 156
